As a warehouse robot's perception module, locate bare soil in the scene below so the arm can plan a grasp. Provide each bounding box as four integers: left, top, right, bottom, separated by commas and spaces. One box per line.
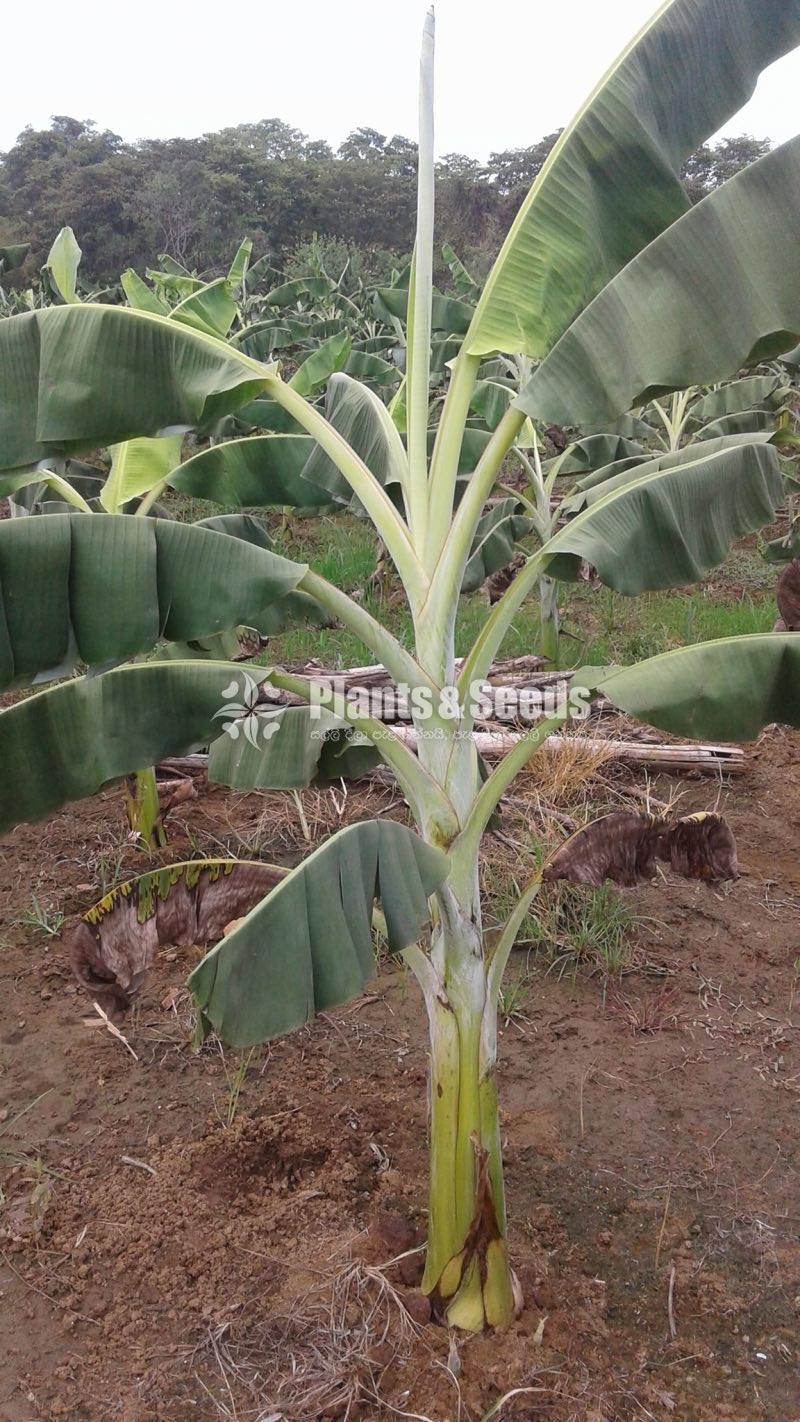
1, 732, 799, 1422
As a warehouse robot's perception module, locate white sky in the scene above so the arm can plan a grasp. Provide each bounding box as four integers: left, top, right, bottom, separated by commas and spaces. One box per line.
2, 0, 798, 157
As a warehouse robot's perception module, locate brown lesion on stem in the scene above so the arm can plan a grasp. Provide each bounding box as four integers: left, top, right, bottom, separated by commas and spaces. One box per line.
427, 1133, 518, 1328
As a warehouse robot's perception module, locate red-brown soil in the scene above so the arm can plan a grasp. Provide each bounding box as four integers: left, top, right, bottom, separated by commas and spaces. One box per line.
1, 733, 799, 1422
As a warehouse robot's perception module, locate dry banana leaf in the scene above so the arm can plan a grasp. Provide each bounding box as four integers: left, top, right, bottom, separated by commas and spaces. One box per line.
66, 859, 285, 1014
776, 558, 800, 631
543, 811, 738, 888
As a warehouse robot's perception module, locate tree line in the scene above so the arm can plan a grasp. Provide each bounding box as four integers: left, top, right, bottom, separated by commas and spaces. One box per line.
0, 114, 770, 285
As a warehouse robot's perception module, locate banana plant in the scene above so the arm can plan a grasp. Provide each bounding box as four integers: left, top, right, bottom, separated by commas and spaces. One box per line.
3, 0, 800, 1334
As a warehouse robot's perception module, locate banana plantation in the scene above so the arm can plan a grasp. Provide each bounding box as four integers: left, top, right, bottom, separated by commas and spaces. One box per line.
1, 2, 800, 1418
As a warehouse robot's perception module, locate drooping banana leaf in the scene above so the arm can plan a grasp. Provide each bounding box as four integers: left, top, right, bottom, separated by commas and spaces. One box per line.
579, 633, 800, 740
517, 138, 800, 426
168, 434, 332, 507
544, 441, 782, 590
245, 253, 282, 292
190, 513, 330, 631
232, 321, 295, 360
299, 372, 408, 502
352, 336, 396, 356
146, 265, 204, 297
0, 660, 269, 830
462, 499, 534, 593
193, 511, 274, 546
0, 305, 271, 472
375, 286, 475, 335
696, 410, 777, 441
562, 432, 776, 509
208, 705, 380, 788
188, 820, 450, 1047
67, 858, 286, 1010
247, 589, 333, 635
469, 380, 514, 432
554, 435, 647, 477
264, 276, 333, 306
429, 338, 464, 374
689, 375, 788, 421
218, 398, 304, 436
343, 349, 399, 385
0, 517, 307, 685
464, 0, 800, 358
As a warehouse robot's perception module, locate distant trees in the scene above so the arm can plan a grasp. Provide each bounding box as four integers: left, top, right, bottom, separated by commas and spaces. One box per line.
0, 116, 770, 286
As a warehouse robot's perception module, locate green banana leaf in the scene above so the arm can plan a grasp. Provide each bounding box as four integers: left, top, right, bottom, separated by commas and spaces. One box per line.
168, 434, 332, 507
0, 517, 307, 686
42, 226, 82, 304
248, 589, 333, 635
344, 349, 399, 384
121, 268, 170, 315
0, 243, 29, 273
191, 513, 330, 631
265, 276, 332, 306
469, 380, 514, 432
232, 321, 294, 360
0, 660, 269, 830
193, 511, 274, 546
245, 254, 282, 292
518, 138, 800, 427
284, 317, 349, 341
462, 499, 534, 593
581, 634, 800, 740
170, 277, 238, 340
554, 434, 647, 477
101, 434, 183, 511
689, 376, 787, 420
209, 705, 380, 788
289, 331, 351, 395
465, 0, 800, 358
188, 820, 449, 1047
226, 399, 304, 434
146, 266, 204, 296
352, 336, 397, 355
158, 254, 194, 277
695, 411, 777, 441
226, 237, 252, 292
545, 441, 782, 591
375, 286, 475, 335
0, 305, 271, 472
429, 338, 464, 373
762, 520, 800, 563
300, 372, 408, 502
564, 432, 775, 507
442, 242, 481, 302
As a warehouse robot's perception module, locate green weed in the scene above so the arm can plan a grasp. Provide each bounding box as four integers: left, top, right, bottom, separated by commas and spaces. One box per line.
14, 895, 65, 938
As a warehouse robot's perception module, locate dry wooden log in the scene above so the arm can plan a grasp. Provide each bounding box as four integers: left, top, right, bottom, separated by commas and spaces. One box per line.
159, 732, 744, 778
385, 725, 745, 774
288, 653, 549, 690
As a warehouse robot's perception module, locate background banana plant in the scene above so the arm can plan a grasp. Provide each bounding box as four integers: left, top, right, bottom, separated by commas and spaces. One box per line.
2, 0, 800, 1333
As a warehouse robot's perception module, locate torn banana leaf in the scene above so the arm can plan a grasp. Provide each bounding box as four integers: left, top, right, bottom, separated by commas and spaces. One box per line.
188, 820, 449, 1047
